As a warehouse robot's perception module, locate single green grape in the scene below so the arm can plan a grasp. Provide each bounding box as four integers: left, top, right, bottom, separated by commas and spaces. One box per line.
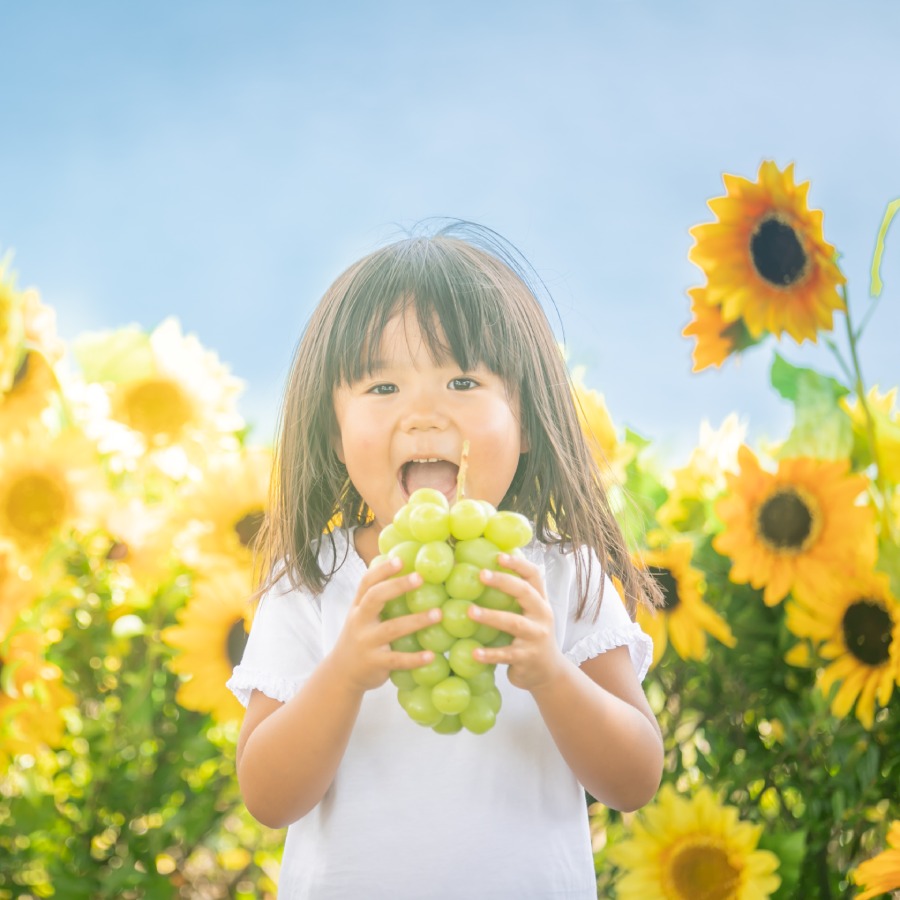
487, 630, 514, 648
431, 675, 472, 715
441, 598, 479, 638
408, 488, 450, 510
406, 582, 448, 613
448, 638, 489, 679
465, 668, 496, 695
381, 595, 410, 619
454, 537, 501, 571
408, 503, 451, 543
387, 540, 422, 575
417, 623, 457, 653
478, 500, 497, 519
400, 685, 445, 727
378, 523, 408, 555
477, 585, 517, 611
472, 622, 500, 644
393, 503, 414, 536
390, 633, 422, 653
449, 498, 489, 541
484, 511, 533, 551
480, 685, 502, 714
445, 562, 484, 601
411, 652, 451, 687
432, 714, 463, 735
390, 669, 418, 691
459, 695, 496, 734
414, 540, 455, 584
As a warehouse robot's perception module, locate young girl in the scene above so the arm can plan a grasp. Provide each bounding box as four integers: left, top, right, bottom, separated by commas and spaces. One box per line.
228, 223, 664, 899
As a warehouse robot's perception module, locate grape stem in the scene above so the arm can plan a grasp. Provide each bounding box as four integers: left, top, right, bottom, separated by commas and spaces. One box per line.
456, 440, 470, 502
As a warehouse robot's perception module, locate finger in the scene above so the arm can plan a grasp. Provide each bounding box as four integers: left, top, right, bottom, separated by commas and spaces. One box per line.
478, 567, 545, 615
354, 554, 405, 599
496, 552, 546, 594
379, 606, 442, 644
361, 570, 424, 615
386, 648, 435, 670
468, 603, 531, 638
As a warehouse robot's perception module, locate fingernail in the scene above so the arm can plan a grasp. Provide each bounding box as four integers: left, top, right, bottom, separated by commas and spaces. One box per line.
481, 569, 493, 582
409, 572, 422, 586
428, 608, 441, 621
497, 553, 509, 564
469, 605, 481, 618
390, 556, 402, 569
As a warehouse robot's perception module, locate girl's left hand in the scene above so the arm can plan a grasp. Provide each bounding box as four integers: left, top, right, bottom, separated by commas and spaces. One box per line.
467, 553, 568, 692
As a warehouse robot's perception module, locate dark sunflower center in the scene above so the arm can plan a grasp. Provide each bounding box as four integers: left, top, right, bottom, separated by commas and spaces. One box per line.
750, 216, 808, 287
648, 566, 680, 611
234, 510, 265, 549
669, 842, 740, 900
757, 489, 814, 551
226, 619, 248, 668
107, 540, 130, 561
12, 352, 31, 388
842, 599, 893, 667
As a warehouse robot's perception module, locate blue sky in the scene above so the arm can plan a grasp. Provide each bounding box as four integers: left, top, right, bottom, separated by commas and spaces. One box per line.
2, 1, 898, 460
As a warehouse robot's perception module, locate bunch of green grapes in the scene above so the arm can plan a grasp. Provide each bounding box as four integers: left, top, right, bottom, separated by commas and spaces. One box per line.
374, 487, 533, 735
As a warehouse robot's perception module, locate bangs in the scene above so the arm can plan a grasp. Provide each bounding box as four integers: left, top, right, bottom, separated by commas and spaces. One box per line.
322, 237, 532, 390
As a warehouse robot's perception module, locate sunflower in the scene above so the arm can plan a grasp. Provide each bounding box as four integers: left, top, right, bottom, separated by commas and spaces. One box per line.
0, 350, 60, 434
178, 446, 272, 571
785, 569, 900, 729
0, 426, 108, 561
77, 318, 245, 456
842, 385, 900, 483
657, 415, 745, 533
162, 562, 255, 723
102, 497, 185, 598
713, 446, 876, 606
682, 286, 759, 372
571, 374, 634, 484
853, 821, 900, 900
607, 784, 781, 900
636, 539, 735, 668
689, 161, 845, 343
0, 625, 74, 768
0, 257, 26, 393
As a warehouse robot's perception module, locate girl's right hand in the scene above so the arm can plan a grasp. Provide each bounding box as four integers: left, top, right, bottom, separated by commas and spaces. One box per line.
328, 556, 441, 693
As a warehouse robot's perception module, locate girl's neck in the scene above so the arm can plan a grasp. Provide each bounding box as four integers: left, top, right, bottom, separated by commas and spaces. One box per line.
353, 523, 380, 566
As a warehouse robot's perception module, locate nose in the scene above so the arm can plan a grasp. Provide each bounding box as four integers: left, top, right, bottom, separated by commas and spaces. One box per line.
399, 379, 448, 432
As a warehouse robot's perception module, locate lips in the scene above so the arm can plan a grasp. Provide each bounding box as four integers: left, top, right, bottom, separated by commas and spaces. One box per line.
399, 458, 460, 501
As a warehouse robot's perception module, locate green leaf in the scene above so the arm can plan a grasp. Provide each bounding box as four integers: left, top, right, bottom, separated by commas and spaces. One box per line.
870, 198, 900, 297
876, 537, 900, 598
769, 355, 853, 459
72, 325, 156, 384
758, 829, 806, 899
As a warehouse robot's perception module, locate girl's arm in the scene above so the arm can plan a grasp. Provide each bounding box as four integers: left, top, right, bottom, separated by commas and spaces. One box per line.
468, 555, 663, 813
235, 559, 440, 829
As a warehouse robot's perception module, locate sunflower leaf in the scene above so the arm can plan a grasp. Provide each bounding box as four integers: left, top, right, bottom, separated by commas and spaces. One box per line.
72, 325, 156, 384
758, 829, 806, 899
770, 355, 853, 459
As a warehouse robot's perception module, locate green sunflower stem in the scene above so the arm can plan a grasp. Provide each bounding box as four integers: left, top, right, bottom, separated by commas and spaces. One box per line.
840, 285, 895, 542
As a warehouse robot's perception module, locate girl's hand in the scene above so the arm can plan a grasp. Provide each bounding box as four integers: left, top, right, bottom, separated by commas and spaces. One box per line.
467, 553, 567, 692
329, 557, 441, 694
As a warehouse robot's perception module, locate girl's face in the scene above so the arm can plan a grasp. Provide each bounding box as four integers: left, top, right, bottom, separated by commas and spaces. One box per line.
332, 307, 526, 561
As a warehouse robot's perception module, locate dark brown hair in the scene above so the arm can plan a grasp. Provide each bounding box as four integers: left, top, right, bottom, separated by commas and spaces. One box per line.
256, 222, 662, 617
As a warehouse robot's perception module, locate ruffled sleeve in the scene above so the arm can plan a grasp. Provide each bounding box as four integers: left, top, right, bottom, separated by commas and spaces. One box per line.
226, 572, 324, 708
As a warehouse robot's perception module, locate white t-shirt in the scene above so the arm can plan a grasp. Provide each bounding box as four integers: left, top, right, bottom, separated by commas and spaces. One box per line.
228, 530, 652, 900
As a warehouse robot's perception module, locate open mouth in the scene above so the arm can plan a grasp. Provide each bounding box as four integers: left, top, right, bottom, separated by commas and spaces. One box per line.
399, 458, 460, 501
